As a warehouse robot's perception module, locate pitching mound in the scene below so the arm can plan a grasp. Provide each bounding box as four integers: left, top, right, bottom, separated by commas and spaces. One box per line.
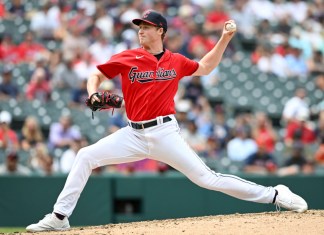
19, 210, 323, 235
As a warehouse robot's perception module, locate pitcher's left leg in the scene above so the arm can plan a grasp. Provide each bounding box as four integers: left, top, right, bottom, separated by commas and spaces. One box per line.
149, 123, 275, 203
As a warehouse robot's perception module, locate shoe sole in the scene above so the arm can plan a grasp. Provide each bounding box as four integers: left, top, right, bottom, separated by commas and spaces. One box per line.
26, 227, 70, 232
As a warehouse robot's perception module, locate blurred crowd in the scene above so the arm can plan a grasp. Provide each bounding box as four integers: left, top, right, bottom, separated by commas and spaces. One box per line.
0, 0, 323, 177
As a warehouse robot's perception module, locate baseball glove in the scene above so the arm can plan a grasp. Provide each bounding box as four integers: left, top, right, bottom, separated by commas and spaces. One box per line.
86, 91, 123, 118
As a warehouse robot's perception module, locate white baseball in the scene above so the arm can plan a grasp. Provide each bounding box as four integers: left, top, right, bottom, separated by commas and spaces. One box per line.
225, 22, 236, 32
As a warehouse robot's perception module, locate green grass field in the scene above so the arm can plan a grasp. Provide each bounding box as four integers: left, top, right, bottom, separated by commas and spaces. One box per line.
0, 227, 25, 233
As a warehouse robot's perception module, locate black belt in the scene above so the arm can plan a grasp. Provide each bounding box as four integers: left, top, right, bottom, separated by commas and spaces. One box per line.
129, 116, 172, 130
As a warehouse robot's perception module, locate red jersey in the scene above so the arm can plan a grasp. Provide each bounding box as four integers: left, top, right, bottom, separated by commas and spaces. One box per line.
97, 48, 199, 121
254, 127, 276, 153
285, 121, 316, 144
0, 128, 19, 147
17, 42, 46, 62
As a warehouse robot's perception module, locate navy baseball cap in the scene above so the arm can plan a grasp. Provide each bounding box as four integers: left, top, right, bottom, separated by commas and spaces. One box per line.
132, 10, 167, 32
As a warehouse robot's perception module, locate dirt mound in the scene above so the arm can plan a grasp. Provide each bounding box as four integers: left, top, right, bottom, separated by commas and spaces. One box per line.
17, 210, 324, 235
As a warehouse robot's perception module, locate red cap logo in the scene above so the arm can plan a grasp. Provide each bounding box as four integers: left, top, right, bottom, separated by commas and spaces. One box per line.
143, 10, 151, 19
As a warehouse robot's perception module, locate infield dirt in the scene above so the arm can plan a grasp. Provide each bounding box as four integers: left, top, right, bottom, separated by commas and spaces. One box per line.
11, 209, 324, 235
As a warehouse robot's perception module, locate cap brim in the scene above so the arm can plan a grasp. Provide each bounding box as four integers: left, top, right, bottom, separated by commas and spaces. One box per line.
132, 19, 157, 27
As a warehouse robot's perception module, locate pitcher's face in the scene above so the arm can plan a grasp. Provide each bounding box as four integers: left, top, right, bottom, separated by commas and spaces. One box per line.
138, 22, 163, 47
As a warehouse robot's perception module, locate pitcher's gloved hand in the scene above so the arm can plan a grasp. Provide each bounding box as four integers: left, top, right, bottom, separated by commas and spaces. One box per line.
86, 91, 123, 118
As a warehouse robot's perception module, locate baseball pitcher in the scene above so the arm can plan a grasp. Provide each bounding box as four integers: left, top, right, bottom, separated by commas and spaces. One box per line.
27, 10, 307, 232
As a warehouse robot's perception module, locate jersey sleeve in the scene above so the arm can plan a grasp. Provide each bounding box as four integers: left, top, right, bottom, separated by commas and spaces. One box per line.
96, 53, 124, 79
175, 53, 199, 78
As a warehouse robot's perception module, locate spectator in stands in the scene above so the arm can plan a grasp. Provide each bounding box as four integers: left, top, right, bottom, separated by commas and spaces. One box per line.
181, 119, 207, 156
170, 3, 197, 40
227, 126, 258, 162
277, 142, 314, 176
245, 0, 277, 22
229, 0, 256, 40
285, 47, 308, 77
314, 111, 324, 165
25, 67, 51, 102
252, 112, 277, 154
0, 151, 31, 176
288, 26, 313, 59
243, 144, 278, 175
62, 23, 89, 61
68, 1, 94, 34
187, 26, 216, 60
114, 27, 139, 54
174, 99, 191, 130
0, 33, 20, 64
233, 112, 253, 137
51, 55, 79, 90
73, 52, 98, 81
30, 1, 61, 41
48, 49, 63, 77
274, 40, 290, 57
0, 1, 6, 18
88, 34, 114, 64
17, 31, 49, 63
284, 109, 316, 147
60, 137, 86, 174
7, 0, 25, 18
0, 65, 19, 100
20, 116, 44, 151
307, 50, 324, 76
274, 16, 293, 36
286, 0, 309, 24
270, 44, 291, 78
201, 136, 223, 159
164, 29, 189, 57
94, 4, 114, 40
255, 45, 273, 74
68, 80, 88, 109
48, 114, 81, 151
183, 76, 204, 105
0, 110, 19, 152
251, 44, 266, 65
314, 133, 324, 166
253, 44, 290, 78
211, 111, 230, 151
203, 1, 230, 34
33, 55, 51, 80
118, 1, 141, 26
282, 88, 309, 123
188, 97, 214, 138
29, 143, 54, 176
256, 19, 273, 43
309, 0, 324, 23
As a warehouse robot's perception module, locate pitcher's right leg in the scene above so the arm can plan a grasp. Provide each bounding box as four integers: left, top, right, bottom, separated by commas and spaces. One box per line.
27, 127, 146, 232
54, 126, 147, 217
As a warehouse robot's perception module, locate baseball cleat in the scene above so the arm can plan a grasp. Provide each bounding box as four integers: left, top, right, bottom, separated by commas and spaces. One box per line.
274, 185, 308, 213
26, 213, 70, 232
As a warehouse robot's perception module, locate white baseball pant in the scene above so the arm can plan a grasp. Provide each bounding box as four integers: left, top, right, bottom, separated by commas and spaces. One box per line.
53, 115, 276, 217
